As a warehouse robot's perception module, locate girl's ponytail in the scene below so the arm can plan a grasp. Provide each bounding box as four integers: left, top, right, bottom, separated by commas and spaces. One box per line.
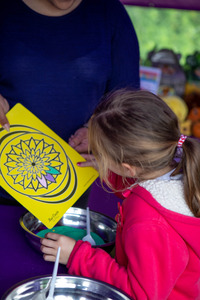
177, 137, 200, 217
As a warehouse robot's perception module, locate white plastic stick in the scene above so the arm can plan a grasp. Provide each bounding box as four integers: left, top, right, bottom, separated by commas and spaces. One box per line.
46, 246, 61, 300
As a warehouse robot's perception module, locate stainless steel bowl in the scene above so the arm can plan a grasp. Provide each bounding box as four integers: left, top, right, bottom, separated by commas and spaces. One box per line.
20, 207, 117, 253
2, 275, 132, 300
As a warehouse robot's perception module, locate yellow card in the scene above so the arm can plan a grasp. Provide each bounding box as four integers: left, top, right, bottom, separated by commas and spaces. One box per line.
0, 104, 99, 228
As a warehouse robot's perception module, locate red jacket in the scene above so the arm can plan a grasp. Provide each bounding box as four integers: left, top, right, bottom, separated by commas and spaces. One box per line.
67, 173, 200, 299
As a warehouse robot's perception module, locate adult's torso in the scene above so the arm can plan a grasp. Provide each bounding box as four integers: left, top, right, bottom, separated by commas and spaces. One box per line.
0, 0, 122, 140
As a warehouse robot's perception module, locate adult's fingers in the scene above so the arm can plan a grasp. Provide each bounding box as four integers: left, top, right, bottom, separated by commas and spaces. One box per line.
77, 154, 98, 169
0, 94, 10, 130
73, 139, 89, 153
68, 128, 88, 148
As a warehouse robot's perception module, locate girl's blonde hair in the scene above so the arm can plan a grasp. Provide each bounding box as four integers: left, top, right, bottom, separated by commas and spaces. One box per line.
89, 89, 200, 217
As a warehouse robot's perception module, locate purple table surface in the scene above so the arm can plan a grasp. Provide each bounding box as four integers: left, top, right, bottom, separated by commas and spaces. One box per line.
0, 179, 121, 298
0, 205, 67, 298
88, 179, 122, 219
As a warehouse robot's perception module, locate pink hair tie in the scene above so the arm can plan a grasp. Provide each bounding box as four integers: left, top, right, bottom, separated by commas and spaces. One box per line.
174, 134, 187, 163
177, 134, 187, 148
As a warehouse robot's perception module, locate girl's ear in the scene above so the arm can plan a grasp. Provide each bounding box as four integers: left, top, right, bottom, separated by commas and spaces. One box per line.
122, 163, 137, 177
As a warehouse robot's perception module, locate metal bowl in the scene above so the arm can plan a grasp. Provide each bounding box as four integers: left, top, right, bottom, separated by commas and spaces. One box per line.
2, 275, 132, 300
19, 207, 117, 253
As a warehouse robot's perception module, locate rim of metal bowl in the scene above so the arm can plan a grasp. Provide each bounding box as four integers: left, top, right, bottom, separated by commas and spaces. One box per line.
2, 275, 132, 300
19, 207, 117, 248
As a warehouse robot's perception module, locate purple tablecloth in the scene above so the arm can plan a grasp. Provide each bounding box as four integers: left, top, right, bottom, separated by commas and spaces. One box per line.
0, 205, 67, 298
88, 179, 122, 219
0, 180, 121, 298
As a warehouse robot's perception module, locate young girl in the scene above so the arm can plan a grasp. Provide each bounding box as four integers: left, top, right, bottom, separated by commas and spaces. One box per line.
40, 89, 200, 299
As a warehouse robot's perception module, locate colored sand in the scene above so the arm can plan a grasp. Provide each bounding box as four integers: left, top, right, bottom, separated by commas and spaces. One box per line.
37, 225, 105, 245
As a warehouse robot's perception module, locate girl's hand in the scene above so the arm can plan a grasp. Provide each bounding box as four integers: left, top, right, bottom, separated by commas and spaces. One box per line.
40, 232, 76, 265
0, 94, 10, 131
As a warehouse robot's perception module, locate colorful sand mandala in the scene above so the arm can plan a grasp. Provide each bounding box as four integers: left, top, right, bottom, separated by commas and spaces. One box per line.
0, 125, 77, 203
0, 103, 99, 228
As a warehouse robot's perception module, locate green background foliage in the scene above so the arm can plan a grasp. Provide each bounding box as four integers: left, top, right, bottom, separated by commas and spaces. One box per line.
125, 6, 200, 66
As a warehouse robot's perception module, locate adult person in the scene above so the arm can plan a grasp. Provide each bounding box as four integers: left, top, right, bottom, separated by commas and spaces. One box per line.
0, 0, 140, 206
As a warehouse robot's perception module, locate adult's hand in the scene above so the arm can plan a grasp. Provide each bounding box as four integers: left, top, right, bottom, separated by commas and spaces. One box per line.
77, 153, 98, 169
68, 127, 98, 169
68, 127, 89, 153
0, 94, 10, 131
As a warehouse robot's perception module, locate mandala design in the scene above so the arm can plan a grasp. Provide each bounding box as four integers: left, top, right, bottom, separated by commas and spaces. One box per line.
0, 125, 78, 203
5, 137, 62, 191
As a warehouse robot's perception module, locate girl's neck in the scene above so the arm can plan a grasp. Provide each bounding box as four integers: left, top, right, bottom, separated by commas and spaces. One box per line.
140, 166, 174, 181
22, 0, 82, 16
